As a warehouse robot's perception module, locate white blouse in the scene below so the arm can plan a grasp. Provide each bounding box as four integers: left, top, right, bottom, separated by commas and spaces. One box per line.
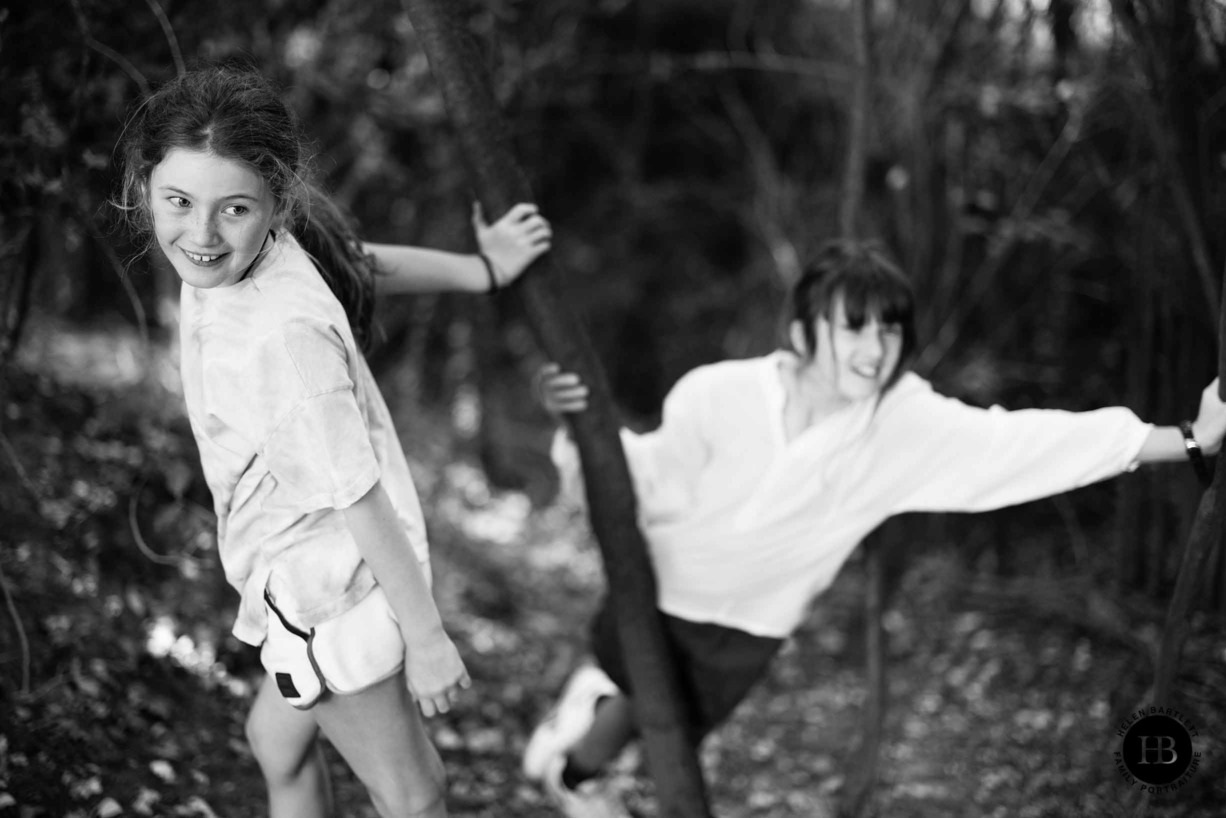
554, 352, 1151, 637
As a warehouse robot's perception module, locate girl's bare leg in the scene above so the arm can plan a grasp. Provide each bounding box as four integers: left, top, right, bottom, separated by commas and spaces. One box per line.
247, 674, 334, 818
313, 673, 447, 818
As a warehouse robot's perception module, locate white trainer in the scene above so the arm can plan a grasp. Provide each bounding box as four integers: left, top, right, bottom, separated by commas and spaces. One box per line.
523, 664, 621, 782
542, 753, 632, 818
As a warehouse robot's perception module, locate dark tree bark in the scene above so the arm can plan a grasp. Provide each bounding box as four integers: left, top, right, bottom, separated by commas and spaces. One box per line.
1133, 270, 1226, 818
397, 2, 711, 816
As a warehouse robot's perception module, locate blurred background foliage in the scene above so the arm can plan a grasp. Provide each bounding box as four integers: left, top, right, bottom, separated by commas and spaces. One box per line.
4, 0, 1226, 605
5, 1, 1226, 814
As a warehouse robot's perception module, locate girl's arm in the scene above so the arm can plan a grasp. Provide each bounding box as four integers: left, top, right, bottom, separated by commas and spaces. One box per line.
366, 202, 551, 295
882, 375, 1226, 516
342, 480, 470, 717
1136, 378, 1226, 463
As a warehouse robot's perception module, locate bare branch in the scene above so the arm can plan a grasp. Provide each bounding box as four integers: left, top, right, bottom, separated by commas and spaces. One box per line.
128, 479, 201, 568
717, 86, 801, 285
0, 560, 30, 695
0, 433, 39, 501
916, 107, 1081, 372
70, 0, 150, 96
144, 0, 185, 77
840, 0, 872, 238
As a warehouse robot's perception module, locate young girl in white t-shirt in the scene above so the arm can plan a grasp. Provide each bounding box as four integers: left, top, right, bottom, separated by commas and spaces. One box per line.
524, 239, 1226, 817
116, 66, 550, 818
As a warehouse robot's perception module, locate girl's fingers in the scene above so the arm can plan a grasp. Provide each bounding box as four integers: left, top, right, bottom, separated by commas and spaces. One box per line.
501, 202, 539, 223
513, 202, 540, 220
536, 365, 590, 412
415, 678, 470, 717
550, 387, 588, 403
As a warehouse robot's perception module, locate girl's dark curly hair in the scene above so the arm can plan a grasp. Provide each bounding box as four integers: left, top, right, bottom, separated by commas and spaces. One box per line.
116, 66, 376, 349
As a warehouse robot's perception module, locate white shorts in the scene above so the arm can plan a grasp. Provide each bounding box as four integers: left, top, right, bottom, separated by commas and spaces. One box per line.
261, 585, 405, 710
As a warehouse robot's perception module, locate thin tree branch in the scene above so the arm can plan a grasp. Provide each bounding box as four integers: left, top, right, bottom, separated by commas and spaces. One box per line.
0, 560, 31, 695
64, 204, 152, 360
916, 106, 1081, 372
1, 221, 39, 365
144, 0, 184, 76
839, 3, 885, 815
718, 86, 801, 285
128, 479, 201, 567
585, 51, 850, 84
0, 433, 39, 501
840, 0, 872, 238
70, 0, 150, 96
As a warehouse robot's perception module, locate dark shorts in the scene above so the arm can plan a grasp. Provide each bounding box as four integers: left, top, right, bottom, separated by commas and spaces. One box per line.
590, 599, 783, 742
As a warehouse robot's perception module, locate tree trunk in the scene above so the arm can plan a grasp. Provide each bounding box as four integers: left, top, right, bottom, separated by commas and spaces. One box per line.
397, 2, 711, 816
1133, 265, 1226, 818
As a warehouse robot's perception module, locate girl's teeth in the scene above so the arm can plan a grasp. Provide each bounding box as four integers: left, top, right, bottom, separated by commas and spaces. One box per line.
186, 251, 221, 262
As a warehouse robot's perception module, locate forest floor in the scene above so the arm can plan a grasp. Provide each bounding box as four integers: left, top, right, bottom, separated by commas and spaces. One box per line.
2, 321, 1226, 818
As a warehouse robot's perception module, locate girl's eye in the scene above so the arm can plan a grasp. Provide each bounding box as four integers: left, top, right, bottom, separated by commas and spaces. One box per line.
223, 205, 249, 217
168, 196, 190, 208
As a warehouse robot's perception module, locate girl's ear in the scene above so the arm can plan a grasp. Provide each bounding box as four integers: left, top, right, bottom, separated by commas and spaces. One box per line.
270, 204, 290, 232
788, 320, 808, 357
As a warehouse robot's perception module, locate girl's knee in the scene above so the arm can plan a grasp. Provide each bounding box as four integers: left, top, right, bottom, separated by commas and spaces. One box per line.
367, 762, 446, 818
246, 704, 312, 784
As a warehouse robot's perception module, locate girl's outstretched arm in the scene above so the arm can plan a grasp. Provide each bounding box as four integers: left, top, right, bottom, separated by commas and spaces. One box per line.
366, 202, 551, 294
1136, 378, 1226, 464
342, 480, 470, 717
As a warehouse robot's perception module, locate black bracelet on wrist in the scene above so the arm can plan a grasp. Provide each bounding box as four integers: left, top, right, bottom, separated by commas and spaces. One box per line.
1179, 420, 1212, 488
479, 252, 499, 293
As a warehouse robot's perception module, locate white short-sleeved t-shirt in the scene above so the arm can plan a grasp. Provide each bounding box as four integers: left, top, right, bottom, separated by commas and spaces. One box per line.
178, 232, 428, 645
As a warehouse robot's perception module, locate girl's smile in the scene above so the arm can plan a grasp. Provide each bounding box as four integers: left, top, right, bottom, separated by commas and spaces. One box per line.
149, 148, 277, 289
789, 296, 904, 412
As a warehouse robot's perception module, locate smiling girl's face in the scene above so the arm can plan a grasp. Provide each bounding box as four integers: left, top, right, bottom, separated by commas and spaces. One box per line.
148, 148, 277, 289
792, 295, 904, 405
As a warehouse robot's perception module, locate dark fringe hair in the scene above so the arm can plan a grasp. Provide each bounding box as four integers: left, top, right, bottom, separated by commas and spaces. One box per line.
789, 239, 916, 390
115, 65, 376, 349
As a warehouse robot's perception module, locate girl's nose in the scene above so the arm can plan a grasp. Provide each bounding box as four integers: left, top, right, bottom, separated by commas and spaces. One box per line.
860, 326, 885, 358
189, 211, 219, 244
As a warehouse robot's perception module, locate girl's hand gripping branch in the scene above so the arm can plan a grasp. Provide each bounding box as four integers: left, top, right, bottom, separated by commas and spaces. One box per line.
1191, 377, 1226, 456
474, 202, 552, 289
535, 363, 590, 416
365, 202, 551, 295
